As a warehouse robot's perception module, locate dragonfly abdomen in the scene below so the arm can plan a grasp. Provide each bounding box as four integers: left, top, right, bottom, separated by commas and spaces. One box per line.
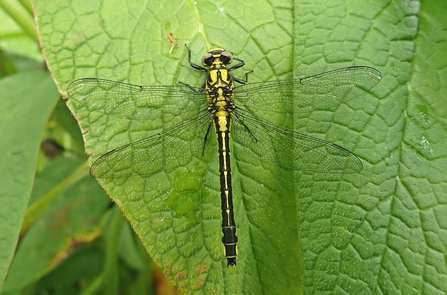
214, 115, 238, 266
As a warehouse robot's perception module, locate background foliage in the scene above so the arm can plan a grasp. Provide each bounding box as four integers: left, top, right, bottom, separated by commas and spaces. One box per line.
1, 0, 447, 294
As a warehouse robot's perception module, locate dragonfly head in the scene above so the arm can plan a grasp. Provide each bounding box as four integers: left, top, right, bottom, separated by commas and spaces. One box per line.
202, 48, 233, 67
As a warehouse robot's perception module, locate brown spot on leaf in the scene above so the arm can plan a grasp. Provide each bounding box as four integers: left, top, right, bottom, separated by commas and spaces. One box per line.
180, 284, 190, 292
201, 264, 208, 272
193, 277, 205, 289
175, 272, 186, 280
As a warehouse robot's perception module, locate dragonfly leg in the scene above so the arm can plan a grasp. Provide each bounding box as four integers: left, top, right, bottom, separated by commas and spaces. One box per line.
202, 122, 213, 156
230, 57, 252, 85
185, 44, 207, 72
233, 71, 252, 85
233, 112, 258, 142
229, 57, 245, 71
178, 81, 206, 93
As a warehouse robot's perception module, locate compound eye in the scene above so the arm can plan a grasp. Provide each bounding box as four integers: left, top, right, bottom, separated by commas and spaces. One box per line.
220, 52, 233, 64
202, 53, 213, 66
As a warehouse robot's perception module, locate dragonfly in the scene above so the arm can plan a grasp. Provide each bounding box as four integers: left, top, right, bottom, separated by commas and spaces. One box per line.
67, 45, 381, 266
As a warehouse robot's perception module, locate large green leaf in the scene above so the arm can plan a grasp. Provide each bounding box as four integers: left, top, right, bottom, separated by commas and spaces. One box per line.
2, 158, 110, 292
35, 0, 447, 293
0, 72, 60, 290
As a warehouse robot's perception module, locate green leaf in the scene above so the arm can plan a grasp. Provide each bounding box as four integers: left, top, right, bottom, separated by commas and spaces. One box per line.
34, 0, 447, 294
2, 158, 110, 292
0, 72, 59, 289
37, 246, 105, 292
0, 5, 43, 69
0, 0, 39, 42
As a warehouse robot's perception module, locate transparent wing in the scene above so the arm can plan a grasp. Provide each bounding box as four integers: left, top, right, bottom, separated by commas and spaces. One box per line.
231, 108, 362, 173
67, 78, 207, 120
91, 110, 213, 178
234, 66, 381, 113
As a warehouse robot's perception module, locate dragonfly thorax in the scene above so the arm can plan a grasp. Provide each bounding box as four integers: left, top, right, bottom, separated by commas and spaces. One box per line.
203, 48, 236, 117
207, 86, 235, 116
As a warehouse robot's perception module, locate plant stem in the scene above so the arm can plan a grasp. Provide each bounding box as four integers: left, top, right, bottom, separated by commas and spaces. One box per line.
0, 0, 39, 43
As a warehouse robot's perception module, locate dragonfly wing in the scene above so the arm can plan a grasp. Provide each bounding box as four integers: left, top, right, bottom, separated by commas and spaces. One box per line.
91, 110, 212, 178
67, 78, 207, 120
231, 109, 362, 173
234, 66, 381, 113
